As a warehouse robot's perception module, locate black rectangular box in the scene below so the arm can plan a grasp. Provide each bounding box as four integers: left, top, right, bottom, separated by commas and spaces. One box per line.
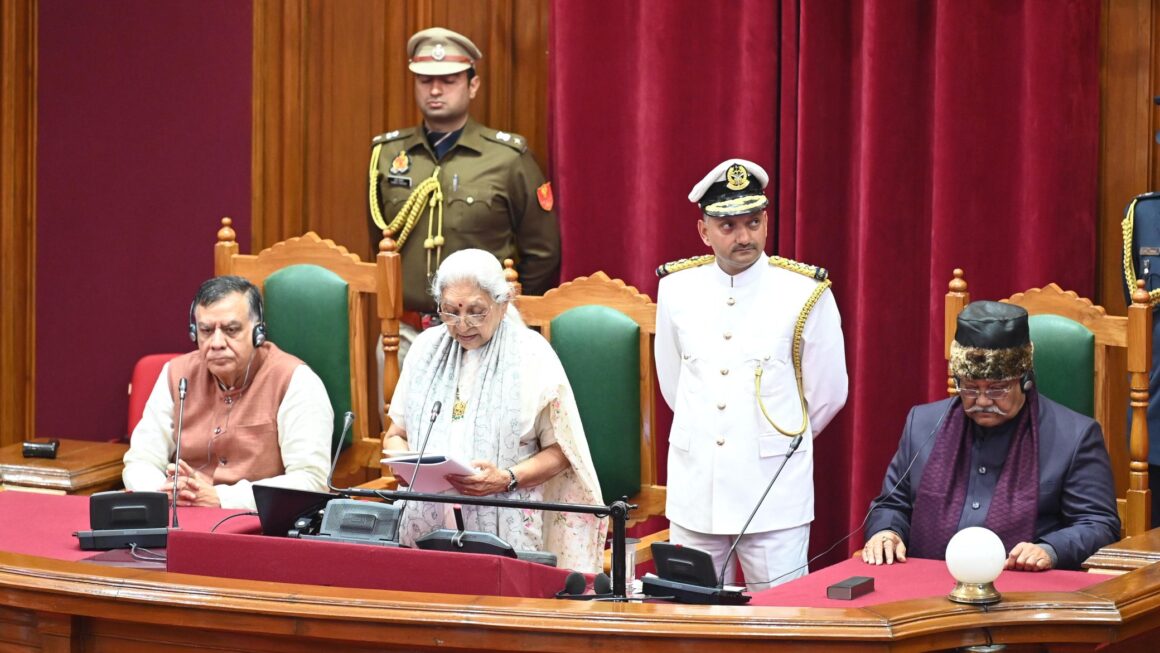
826, 575, 874, 600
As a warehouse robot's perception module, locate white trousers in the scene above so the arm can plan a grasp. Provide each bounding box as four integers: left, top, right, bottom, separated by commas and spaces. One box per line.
668, 521, 810, 591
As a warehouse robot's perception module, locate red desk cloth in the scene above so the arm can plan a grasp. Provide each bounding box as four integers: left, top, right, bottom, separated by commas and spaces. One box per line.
166, 530, 570, 598
0, 491, 256, 561
750, 556, 1102, 608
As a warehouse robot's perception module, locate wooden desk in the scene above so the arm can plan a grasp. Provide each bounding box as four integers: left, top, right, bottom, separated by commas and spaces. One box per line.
0, 438, 126, 494
1, 547, 1160, 650
1085, 528, 1160, 573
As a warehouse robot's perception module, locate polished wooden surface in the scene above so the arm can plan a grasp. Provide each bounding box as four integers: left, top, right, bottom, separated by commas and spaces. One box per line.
1097, 0, 1160, 315
251, 0, 551, 257
1087, 527, 1160, 573
945, 270, 1153, 538
0, 438, 126, 495
0, 0, 37, 449
0, 546, 1160, 651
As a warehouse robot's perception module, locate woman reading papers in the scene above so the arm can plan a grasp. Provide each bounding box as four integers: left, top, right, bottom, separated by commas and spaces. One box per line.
382, 249, 605, 572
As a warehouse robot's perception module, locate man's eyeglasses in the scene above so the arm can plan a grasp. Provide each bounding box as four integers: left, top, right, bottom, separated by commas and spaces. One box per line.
956, 381, 1016, 401
438, 309, 490, 328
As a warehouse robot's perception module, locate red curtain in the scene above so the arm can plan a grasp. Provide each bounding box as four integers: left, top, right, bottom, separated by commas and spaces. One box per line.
551, 0, 1100, 567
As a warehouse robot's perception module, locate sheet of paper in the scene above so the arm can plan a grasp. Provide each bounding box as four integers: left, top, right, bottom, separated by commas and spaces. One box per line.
380, 453, 478, 494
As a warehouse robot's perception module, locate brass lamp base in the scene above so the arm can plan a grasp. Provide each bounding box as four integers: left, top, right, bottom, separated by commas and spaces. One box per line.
948, 581, 1001, 605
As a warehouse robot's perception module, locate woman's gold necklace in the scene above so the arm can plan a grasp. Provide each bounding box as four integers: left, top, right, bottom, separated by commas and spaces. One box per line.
452, 384, 467, 421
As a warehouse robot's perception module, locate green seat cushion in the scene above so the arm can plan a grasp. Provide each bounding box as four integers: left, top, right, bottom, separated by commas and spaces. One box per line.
264, 264, 352, 452
549, 305, 641, 501
1028, 314, 1095, 417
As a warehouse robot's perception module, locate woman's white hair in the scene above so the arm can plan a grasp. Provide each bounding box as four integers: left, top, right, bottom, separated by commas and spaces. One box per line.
431, 248, 513, 302
431, 248, 524, 325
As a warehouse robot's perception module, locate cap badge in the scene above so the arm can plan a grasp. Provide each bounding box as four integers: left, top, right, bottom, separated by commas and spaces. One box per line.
432, 43, 446, 61
725, 164, 750, 191
389, 150, 410, 175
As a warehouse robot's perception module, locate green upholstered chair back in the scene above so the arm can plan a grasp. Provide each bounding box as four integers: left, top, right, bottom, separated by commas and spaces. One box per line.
1028, 314, 1095, 417
263, 264, 352, 453
549, 305, 641, 502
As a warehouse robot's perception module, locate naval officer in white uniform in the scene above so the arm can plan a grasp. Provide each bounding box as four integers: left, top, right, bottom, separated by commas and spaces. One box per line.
654, 158, 848, 590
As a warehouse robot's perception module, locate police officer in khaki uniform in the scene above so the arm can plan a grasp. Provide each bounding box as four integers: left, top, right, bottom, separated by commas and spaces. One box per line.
654, 159, 848, 590
368, 27, 560, 322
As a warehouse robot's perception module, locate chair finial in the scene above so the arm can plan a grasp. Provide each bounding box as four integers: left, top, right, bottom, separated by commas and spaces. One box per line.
378, 229, 397, 254
1132, 278, 1153, 306
217, 217, 236, 244
949, 268, 967, 293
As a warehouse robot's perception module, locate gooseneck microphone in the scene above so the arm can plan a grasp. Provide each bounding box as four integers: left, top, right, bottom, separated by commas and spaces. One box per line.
717, 433, 803, 588
399, 401, 442, 496
170, 377, 189, 529
326, 411, 356, 492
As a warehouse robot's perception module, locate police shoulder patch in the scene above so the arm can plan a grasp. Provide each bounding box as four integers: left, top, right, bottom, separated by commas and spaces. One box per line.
372, 128, 412, 146
656, 255, 715, 278
484, 129, 528, 153
769, 255, 828, 281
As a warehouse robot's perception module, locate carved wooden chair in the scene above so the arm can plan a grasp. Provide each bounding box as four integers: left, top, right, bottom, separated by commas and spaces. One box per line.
213, 218, 403, 486
945, 269, 1152, 537
514, 270, 668, 569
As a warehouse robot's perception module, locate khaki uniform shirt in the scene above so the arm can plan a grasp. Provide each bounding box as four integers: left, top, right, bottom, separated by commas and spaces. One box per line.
369, 119, 560, 312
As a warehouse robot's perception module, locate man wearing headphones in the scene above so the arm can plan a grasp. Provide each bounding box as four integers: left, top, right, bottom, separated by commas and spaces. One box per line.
861, 301, 1121, 571
122, 276, 333, 510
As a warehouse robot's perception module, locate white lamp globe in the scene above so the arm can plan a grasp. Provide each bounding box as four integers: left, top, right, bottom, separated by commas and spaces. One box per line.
945, 527, 1006, 604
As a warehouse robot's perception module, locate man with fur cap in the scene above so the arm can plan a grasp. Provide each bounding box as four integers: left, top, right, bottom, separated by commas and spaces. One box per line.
861, 301, 1120, 571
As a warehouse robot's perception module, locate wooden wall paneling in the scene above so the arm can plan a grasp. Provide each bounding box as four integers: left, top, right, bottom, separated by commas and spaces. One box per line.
1098, 0, 1156, 314
252, 0, 309, 248
0, 0, 37, 448
252, 0, 551, 260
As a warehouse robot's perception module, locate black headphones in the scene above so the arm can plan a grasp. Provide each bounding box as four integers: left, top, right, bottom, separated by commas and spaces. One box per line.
555, 571, 612, 600
188, 288, 266, 348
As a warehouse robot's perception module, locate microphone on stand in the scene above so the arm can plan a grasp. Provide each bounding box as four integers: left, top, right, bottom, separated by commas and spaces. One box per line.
395, 401, 442, 515
717, 433, 803, 589
170, 377, 189, 530
326, 411, 356, 492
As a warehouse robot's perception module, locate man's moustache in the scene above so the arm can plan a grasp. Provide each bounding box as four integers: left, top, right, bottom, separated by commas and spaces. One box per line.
965, 405, 1008, 416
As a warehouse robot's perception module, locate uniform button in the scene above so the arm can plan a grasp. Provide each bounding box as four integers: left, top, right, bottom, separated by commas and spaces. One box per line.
723, 331, 732, 340
720, 368, 729, 376
682, 353, 690, 360
971, 501, 981, 510
717, 402, 726, 410
726, 297, 736, 306
213, 426, 223, 435
466, 197, 475, 205
715, 436, 725, 446
978, 466, 987, 475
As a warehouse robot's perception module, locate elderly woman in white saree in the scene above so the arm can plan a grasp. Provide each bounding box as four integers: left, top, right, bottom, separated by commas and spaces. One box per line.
383, 249, 606, 573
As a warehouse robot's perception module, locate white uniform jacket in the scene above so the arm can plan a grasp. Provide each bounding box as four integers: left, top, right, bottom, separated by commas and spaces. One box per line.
655, 255, 848, 534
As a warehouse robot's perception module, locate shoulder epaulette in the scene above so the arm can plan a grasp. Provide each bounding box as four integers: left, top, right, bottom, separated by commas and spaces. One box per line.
1135, 191, 1160, 201
656, 255, 715, 278
483, 129, 528, 153
371, 128, 412, 146
769, 255, 828, 281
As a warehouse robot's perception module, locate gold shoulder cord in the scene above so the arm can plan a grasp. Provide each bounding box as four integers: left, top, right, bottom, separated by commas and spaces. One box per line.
367, 144, 445, 275
753, 278, 833, 437
1122, 199, 1160, 305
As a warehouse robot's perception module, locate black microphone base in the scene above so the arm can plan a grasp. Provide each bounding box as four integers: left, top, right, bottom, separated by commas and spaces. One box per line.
74, 527, 169, 550
641, 574, 751, 605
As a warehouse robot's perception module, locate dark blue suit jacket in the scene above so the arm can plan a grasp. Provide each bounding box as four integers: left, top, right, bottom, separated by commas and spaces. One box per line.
865, 395, 1121, 570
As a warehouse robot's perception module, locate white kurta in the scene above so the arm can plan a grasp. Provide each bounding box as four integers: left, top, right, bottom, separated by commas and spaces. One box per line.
388, 321, 606, 572
655, 255, 848, 535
